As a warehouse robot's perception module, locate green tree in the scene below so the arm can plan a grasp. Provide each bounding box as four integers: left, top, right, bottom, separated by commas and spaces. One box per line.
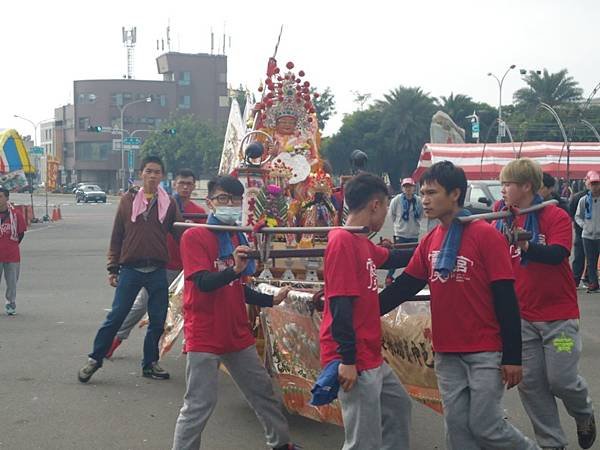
375, 86, 438, 189
140, 115, 225, 177
321, 107, 382, 175
438, 93, 498, 143
513, 69, 583, 109
311, 87, 336, 131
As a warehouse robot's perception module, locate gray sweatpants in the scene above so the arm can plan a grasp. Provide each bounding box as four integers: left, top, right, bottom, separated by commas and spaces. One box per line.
518, 319, 594, 448
435, 352, 538, 450
172, 345, 290, 450
0, 262, 20, 308
117, 269, 179, 340
337, 362, 412, 450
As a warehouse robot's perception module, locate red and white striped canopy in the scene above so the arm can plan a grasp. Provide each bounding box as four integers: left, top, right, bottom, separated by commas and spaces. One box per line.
412, 141, 600, 181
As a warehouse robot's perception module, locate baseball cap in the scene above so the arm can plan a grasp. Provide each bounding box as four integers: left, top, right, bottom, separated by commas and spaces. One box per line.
588, 171, 600, 183
401, 177, 416, 186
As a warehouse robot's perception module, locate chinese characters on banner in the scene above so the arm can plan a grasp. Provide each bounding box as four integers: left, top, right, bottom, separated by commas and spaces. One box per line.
46, 158, 59, 191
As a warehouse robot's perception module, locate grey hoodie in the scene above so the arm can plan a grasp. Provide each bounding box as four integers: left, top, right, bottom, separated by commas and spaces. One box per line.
575, 194, 600, 239
388, 193, 422, 239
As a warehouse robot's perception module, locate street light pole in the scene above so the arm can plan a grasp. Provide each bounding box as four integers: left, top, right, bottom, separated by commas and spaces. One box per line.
118, 97, 152, 191
488, 64, 516, 143
539, 102, 571, 183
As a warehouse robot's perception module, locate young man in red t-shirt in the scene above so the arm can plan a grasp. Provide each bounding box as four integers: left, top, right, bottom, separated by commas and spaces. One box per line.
172, 175, 298, 450
0, 186, 26, 316
106, 168, 206, 358
379, 161, 537, 450
498, 158, 596, 450
320, 172, 415, 450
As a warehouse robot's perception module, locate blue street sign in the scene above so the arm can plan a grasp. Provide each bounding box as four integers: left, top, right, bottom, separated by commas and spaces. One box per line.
123, 137, 142, 145
128, 150, 134, 169
31, 146, 45, 155
472, 123, 480, 133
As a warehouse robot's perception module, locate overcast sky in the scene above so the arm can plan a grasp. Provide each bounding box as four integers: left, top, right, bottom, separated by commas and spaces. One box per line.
2, 0, 598, 139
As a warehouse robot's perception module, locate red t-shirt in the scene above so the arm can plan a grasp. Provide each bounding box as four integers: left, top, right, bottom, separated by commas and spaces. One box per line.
504, 205, 579, 321
167, 200, 206, 270
320, 229, 390, 371
405, 220, 514, 353
0, 208, 26, 263
180, 227, 255, 354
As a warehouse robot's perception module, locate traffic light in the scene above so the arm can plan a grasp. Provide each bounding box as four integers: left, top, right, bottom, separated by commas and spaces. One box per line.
162, 128, 176, 135
87, 125, 103, 132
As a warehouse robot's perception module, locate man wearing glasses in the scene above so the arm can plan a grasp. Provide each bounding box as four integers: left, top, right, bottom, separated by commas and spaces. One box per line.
105, 168, 206, 359
172, 175, 299, 450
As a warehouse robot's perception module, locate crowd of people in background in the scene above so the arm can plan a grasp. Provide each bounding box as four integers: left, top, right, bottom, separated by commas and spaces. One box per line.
5, 152, 596, 449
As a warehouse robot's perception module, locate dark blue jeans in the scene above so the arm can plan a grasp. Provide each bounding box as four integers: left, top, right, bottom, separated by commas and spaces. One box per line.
572, 227, 585, 284
582, 238, 600, 288
387, 236, 418, 278
89, 266, 169, 368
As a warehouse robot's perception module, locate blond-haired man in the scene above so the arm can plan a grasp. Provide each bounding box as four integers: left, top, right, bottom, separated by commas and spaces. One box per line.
497, 158, 595, 450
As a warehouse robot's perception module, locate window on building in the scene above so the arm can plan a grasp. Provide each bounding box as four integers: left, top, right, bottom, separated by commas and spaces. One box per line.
77, 94, 86, 104
163, 73, 174, 82
179, 95, 191, 109
75, 142, 111, 161
179, 71, 191, 86
140, 117, 157, 126
88, 94, 97, 103
111, 93, 123, 107
78, 117, 91, 130
160, 95, 167, 107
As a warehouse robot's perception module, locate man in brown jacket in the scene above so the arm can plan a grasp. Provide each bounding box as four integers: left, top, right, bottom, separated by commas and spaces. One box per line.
78, 155, 183, 383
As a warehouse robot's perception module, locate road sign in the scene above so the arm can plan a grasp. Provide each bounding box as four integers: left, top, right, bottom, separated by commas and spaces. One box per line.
472, 122, 480, 139
112, 139, 122, 152
31, 146, 45, 155
124, 137, 141, 145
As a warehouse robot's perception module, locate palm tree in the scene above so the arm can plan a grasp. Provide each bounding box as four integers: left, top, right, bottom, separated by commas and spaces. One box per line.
438, 93, 476, 122
513, 69, 583, 109
375, 86, 438, 188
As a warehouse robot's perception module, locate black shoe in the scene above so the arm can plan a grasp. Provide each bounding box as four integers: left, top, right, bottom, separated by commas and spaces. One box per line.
577, 414, 596, 449
142, 362, 170, 380
78, 358, 100, 383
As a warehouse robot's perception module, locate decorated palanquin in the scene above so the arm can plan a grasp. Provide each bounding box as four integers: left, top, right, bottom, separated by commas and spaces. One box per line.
162, 55, 442, 426
225, 58, 337, 251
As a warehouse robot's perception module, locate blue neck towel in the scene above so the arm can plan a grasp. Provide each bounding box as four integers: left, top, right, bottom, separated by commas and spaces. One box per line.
206, 214, 256, 276
401, 194, 422, 222
310, 360, 341, 406
585, 192, 593, 220
433, 209, 472, 280
494, 194, 544, 265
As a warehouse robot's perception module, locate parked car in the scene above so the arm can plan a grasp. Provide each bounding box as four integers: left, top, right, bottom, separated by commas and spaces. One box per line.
72, 182, 89, 194
76, 185, 107, 203
464, 180, 502, 214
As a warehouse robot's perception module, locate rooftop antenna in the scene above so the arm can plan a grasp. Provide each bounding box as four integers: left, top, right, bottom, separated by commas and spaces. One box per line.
166, 21, 171, 51
211, 28, 214, 55
122, 26, 137, 79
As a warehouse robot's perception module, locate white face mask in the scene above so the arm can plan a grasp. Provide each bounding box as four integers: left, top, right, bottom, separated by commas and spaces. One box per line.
214, 206, 242, 225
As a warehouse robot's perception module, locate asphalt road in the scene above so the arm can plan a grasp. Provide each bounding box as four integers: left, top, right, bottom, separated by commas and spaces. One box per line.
0, 193, 598, 450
